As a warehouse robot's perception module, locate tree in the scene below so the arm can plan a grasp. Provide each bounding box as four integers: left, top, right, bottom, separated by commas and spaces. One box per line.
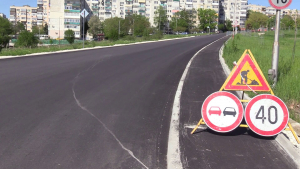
170, 9, 197, 32
43, 23, 48, 35
88, 15, 103, 38
15, 31, 38, 47
245, 11, 268, 30
267, 16, 276, 29
31, 25, 45, 35
198, 9, 218, 31
154, 6, 168, 31
281, 15, 294, 30
225, 19, 233, 31
218, 24, 225, 32
0, 17, 13, 51
14, 21, 25, 35
103, 17, 123, 40
130, 14, 150, 36
64, 29, 75, 44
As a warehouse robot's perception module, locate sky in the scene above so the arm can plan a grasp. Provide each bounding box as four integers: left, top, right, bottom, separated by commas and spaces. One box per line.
0, 0, 299, 18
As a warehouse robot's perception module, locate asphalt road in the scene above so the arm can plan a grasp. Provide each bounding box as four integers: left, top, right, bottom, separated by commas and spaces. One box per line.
0, 34, 295, 169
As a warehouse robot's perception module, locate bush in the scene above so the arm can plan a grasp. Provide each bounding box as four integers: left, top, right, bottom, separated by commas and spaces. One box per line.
152, 30, 163, 39
15, 31, 39, 48
64, 29, 75, 44
123, 35, 135, 41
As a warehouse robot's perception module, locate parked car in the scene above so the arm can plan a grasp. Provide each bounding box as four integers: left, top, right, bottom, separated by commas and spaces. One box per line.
223, 107, 237, 117
208, 106, 222, 116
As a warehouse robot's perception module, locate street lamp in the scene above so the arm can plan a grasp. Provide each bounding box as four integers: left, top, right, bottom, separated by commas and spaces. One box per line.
59, 16, 62, 45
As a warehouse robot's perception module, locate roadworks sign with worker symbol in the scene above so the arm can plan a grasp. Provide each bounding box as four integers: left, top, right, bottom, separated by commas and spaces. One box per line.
224, 52, 271, 92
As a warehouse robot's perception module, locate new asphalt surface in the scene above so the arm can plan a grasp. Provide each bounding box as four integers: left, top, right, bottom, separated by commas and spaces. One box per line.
0, 34, 296, 169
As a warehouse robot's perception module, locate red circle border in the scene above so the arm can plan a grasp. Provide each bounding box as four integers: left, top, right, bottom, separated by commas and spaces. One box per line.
269, 0, 292, 10
245, 94, 289, 136
202, 91, 244, 133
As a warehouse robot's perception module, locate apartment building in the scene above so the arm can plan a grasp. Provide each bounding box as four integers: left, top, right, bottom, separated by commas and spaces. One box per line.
9, 5, 38, 32
49, 0, 81, 39
37, 0, 50, 26
0, 13, 7, 18
98, 0, 219, 27
219, 0, 248, 30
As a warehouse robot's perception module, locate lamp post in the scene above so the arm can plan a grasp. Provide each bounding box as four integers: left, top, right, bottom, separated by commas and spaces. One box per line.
59, 16, 62, 46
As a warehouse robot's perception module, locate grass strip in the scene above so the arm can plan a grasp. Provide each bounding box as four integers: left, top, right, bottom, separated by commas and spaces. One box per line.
223, 31, 300, 122
0, 33, 209, 56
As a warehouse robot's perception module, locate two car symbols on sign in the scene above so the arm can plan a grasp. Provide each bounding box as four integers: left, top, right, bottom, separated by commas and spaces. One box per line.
209, 106, 237, 117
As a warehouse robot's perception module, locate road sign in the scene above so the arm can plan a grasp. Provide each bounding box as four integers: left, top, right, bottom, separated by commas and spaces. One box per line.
269, 0, 292, 10
223, 53, 271, 92
80, 9, 89, 18
245, 94, 289, 136
202, 91, 244, 133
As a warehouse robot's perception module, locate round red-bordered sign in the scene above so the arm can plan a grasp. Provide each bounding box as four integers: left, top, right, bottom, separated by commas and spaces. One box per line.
269, 0, 292, 10
245, 94, 289, 137
202, 91, 244, 133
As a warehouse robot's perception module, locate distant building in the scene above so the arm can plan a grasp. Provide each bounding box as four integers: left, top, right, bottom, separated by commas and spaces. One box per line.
9, 5, 38, 32
98, 0, 220, 28
49, 0, 83, 39
219, 0, 248, 30
37, 0, 50, 26
0, 13, 7, 18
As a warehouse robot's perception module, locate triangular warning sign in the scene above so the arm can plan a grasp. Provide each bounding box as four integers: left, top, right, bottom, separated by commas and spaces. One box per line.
223, 50, 271, 92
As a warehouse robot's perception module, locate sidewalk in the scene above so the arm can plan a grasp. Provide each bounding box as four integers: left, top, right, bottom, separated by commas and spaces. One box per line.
180, 36, 297, 169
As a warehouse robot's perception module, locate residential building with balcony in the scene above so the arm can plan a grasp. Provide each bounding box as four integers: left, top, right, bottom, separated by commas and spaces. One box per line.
219, 0, 248, 30
37, 0, 50, 26
98, 0, 219, 28
49, 0, 91, 39
9, 5, 38, 32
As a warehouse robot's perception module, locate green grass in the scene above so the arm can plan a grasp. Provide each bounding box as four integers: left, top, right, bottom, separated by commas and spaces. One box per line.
223, 31, 300, 122
0, 33, 209, 56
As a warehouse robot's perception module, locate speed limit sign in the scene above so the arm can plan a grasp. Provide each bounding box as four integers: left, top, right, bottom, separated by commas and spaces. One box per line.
269, 0, 292, 10
245, 94, 289, 136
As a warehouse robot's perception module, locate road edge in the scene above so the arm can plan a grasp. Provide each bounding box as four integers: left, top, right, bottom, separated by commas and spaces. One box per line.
0, 35, 214, 60
167, 35, 227, 169
218, 38, 300, 169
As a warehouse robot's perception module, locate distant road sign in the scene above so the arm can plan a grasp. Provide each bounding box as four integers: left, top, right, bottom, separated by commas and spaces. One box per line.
245, 94, 289, 136
80, 9, 89, 18
269, 0, 292, 10
202, 91, 244, 133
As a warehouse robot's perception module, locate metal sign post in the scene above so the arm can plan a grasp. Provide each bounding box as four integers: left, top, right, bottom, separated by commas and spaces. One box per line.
268, 0, 292, 84
81, 9, 89, 49
83, 10, 85, 48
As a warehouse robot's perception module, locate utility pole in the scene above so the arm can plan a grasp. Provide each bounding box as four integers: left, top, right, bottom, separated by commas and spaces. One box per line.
83, 10, 85, 48
133, 19, 134, 36
269, 9, 281, 84
59, 18, 60, 45
118, 19, 120, 39
159, 15, 161, 31
233, 0, 237, 37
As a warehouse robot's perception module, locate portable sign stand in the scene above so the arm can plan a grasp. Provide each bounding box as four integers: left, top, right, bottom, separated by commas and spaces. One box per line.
191, 49, 300, 144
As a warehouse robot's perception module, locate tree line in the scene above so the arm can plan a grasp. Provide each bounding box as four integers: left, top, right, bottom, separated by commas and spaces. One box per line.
87, 6, 224, 41
245, 10, 300, 31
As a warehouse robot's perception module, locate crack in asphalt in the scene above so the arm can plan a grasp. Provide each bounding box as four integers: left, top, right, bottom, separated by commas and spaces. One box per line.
71, 60, 149, 169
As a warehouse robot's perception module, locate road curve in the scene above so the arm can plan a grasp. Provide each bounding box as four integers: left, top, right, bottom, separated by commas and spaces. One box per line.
0, 34, 224, 169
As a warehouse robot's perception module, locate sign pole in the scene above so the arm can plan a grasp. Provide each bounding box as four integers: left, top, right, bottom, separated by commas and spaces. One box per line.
269, 10, 281, 84
83, 10, 85, 48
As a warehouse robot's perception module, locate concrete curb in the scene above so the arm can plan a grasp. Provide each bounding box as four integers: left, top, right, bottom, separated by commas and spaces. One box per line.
219, 37, 300, 169
0, 35, 207, 60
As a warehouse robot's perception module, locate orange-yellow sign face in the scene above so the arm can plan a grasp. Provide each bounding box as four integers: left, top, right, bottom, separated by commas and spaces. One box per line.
224, 54, 271, 91
231, 61, 263, 87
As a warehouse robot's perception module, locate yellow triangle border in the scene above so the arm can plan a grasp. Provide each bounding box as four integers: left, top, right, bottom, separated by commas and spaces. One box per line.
219, 49, 274, 97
